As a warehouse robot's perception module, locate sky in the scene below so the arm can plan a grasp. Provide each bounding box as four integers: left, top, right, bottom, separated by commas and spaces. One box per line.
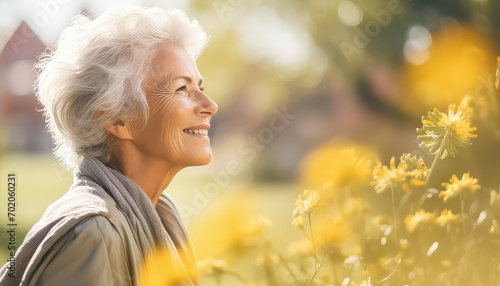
0, 0, 191, 48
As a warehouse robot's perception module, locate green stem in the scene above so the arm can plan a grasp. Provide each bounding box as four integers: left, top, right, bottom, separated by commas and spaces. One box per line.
309, 214, 317, 269
391, 186, 398, 242
424, 131, 448, 186
306, 243, 331, 286
424, 149, 441, 185
271, 245, 300, 285
460, 194, 467, 238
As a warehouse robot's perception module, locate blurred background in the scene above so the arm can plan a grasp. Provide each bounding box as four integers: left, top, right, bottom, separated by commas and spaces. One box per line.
1, 0, 500, 285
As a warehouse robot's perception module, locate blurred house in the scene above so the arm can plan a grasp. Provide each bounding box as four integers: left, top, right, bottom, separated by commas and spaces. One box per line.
0, 21, 53, 153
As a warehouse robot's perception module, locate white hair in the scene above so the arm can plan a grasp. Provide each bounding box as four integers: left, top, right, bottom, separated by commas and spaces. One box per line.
35, 6, 209, 170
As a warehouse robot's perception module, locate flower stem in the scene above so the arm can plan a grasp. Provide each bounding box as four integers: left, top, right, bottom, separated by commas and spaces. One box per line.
308, 214, 317, 269
270, 244, 300, 285
460, 193, 467, 238
306, 243, 331, 286
424, 132, 448, 185
391, 186, 398, 242
424, 149, 441, 185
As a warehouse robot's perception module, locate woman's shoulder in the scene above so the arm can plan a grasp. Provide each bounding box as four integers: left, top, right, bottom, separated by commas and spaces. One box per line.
71, 215, 122, 246
31, 215, 136, 285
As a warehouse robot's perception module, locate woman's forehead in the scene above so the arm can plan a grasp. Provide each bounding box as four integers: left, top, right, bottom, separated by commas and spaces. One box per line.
149, 44, 201, 83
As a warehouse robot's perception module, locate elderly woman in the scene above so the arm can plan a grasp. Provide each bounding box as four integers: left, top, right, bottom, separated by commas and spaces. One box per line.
0, 6, 217, 286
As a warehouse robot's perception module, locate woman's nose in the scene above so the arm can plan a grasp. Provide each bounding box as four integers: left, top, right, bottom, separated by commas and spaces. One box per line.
196, 92, 218, 117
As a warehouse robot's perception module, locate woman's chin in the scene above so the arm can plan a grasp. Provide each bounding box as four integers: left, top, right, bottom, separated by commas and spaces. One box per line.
186, 152, 212, 166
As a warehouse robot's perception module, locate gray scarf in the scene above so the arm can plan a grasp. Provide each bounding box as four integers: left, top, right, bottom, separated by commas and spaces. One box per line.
0, 156, 196, 285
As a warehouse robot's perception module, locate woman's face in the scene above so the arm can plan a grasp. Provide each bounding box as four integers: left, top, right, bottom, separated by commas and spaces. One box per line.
130, 44, 218, 167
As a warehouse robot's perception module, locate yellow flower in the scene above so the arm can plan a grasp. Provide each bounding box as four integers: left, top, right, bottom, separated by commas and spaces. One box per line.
404, 210, 435, 233
400, 239, 408, 250
496, 56, 500, 90
400, 153, 429, 183
138, 247, 191, 286
435, 209, 460, 227
371, 157, 409, 194
417, 104, 477, 159
300, 144, 374, 201
190, 193, 264, 259
491, 219, 498, 234
292, 189, 320, 228
292, 215, 304, 228
439, 172, 481, 203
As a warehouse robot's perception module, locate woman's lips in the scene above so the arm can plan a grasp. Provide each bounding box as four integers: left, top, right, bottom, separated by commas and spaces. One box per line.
182, 124, 210, 138
183, 128, 208, 135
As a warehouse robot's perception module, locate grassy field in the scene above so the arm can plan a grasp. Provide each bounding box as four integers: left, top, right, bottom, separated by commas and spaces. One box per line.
0, 153, 301, 282
0, 153, 74, 263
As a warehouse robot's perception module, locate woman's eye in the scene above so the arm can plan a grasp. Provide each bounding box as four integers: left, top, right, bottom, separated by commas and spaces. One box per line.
176, 85, 188, 92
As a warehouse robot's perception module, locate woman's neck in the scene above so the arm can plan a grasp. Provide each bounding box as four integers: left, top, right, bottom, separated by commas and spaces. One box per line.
106, 140, 182, 206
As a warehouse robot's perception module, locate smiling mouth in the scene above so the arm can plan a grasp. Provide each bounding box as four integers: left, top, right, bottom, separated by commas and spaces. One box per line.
182, 127, 209, 138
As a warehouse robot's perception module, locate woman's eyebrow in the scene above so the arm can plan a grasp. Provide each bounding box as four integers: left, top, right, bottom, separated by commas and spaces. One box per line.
171, 75, 204, 86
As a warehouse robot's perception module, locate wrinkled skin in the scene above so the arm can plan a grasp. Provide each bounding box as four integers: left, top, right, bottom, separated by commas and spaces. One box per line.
106, 44, 218, 205
132, 44, 218, 167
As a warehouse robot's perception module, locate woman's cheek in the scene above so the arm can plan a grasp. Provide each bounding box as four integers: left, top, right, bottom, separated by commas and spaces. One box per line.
153, 95, 191, 163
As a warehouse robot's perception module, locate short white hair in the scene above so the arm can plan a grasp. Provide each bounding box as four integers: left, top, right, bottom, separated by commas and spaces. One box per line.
35, 6, 209, 170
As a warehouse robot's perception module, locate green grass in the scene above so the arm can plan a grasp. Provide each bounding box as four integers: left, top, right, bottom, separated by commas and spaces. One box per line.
0, 153, 302, 286
0, 153, 73, 263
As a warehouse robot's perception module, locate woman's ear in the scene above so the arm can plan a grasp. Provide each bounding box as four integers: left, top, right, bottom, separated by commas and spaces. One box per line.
105, 121, 133, 140
96, 111, 133, 140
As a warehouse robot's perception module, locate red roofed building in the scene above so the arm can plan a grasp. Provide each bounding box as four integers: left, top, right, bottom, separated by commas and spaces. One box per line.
0, 21, 53, 153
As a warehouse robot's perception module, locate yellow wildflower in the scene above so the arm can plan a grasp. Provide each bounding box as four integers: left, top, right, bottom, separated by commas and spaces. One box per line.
417, 104, 477, 159
491, 219, 498, 234
496, 56, 500, 90
292, 189, 320, 228
435, 209, 460, 227
439, 172, 481, 203
371, 157, 409, 194
138, 247, 191, 286
300, 144, 374, 201
400, 153, 429, 183
190, 193, 264, 259
404, 210, 435, 233
292, 215, 304, 228
400, 239, 408, 250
